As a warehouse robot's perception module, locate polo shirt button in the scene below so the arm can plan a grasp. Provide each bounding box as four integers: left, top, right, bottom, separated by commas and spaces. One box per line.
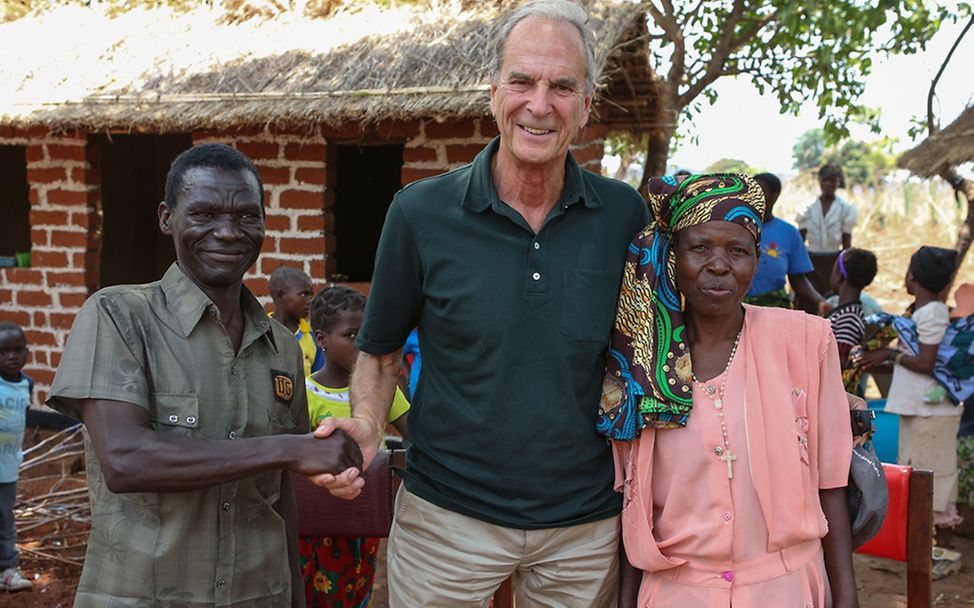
532, 272, 541, 280
228, 431, 237, 440
216, 578, 227, 589
722, 511, 732, 521
533, 242, 540, 250
231, 367, 239, 376
721, 570, 734, 582
168, 415, 179, 423
222, 502, 231, 512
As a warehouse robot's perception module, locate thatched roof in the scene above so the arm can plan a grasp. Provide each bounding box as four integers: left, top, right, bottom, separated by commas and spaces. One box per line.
0, 0, 661, 133
898, 105, 974, 177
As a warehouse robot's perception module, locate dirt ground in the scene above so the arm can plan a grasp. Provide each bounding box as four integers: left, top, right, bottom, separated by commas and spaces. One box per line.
1, 513, 972, 607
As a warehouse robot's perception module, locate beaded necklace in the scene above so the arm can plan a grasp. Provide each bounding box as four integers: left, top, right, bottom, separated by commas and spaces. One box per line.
691, 327, 744, 479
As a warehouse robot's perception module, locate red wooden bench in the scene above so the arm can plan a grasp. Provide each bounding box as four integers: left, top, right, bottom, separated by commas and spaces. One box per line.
855, 464, 933, 608
291, 450, 515, 606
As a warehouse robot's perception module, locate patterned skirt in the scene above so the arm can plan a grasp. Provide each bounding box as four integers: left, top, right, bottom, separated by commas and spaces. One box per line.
299, 535, 380, 608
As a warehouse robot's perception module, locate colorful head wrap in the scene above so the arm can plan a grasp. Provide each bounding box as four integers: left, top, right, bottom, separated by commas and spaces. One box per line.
596, 173, 765, 439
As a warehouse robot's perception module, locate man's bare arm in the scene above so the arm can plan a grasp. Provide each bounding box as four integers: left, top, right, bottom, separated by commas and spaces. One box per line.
81, 399, 361, 493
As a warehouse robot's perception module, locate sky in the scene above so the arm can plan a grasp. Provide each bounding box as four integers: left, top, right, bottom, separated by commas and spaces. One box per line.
664, 17, 974, 176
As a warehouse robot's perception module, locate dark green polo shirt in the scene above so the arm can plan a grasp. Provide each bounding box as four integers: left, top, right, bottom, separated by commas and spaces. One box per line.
359, 138, 649, 529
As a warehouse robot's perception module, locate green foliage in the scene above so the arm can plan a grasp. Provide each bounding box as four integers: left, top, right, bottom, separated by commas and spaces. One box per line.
791, 128, 895, 186
705, 158, 758, 175
792, 129, 826, 174
641, 0, 951, 173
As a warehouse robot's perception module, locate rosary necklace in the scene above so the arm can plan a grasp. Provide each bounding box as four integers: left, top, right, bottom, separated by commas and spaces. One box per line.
691, 327, 744, 479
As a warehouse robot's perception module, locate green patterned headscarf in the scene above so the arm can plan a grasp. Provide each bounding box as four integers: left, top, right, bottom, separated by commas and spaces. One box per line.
596, 173, 765, 439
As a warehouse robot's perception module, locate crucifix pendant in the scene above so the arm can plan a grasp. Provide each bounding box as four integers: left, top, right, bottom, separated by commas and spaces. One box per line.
720, 450, 737, 478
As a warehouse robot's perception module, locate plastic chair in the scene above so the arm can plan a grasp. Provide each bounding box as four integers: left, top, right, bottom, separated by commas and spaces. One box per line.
291, 450, 515, 606
855, 464, 933, 608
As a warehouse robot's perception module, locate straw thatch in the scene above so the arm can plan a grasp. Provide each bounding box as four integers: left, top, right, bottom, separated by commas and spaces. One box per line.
0, 0, 661, 133
898, 105, 974, 177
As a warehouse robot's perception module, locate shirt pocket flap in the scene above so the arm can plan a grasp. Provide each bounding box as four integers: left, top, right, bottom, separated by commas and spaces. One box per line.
151, 392, 200, 429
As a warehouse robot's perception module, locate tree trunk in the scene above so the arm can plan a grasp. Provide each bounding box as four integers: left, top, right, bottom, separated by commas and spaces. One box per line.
639, 127, 675, 193
638, 82, 679, 195
941, 166, 974, 289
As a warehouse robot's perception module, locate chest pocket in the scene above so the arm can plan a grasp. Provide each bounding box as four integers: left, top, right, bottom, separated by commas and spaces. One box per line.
561, 269, 620, 344
151, 392, 200, 436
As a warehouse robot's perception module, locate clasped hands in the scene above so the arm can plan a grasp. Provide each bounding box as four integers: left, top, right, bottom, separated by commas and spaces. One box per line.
306, 416, 383, 500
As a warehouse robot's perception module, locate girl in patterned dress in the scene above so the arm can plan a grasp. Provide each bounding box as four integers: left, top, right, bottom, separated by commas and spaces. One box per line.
301, 286, 410, 607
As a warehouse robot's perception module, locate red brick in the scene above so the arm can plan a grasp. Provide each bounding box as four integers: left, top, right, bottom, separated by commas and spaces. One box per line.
30, 228, 50, 247
480, 120, 500, 138
322, 123, 363, 140
47, 270, 87, 287
71, 251, 88, 268
28, 188, 39, 205
401, 168, 444, 184
30, 209, 69, 226
27, 167, 66, 184
260, 237, 278, 255
258, 166, 290, 185
18, 289, 53, 307
404, 146, 438, 163
297, 215, 324, 232
25, 145, 45, 163
244, 277, 269, 298
30, 250, 68, 267
580, 124, 608, 141
295, 167, 326, 186
47, 189, 89, 205
0, 289, 11, 303
27, 368, 54, 386
0, 309, 30, 326
31, 311, 47, 326
309, 259, 326, 281
571, 144, 604, 165
263, 214, 291, 232
375, 120, 421, 140
279, 237, 324, 256
70, 167, 98, 184
237, 142, 281, 161
446, 144, 484, 164
280, 190, 323, 210
259, 257, 295, 277
49, 312, 77, 328
49, 350, 62, 368
58, 292, 88, 308
1, 268, 42, 283
425, 120, 475, 139
47, 144, 87, 162
284, 143, 326, 162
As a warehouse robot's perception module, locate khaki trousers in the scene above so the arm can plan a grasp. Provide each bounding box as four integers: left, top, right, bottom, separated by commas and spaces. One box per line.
387, 487, 620, 608
898, 414, 961, 512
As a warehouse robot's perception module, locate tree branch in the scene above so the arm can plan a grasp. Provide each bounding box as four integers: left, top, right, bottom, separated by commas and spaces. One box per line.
676, 0, 755, 107
645, 0, 685, 86
927, 15, 973, 134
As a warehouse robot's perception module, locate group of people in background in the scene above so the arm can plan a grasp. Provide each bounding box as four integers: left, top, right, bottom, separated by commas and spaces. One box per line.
0, 0, 970, 607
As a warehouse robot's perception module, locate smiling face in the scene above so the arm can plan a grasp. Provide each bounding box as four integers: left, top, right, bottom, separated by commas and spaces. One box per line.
489, 16, 592, 173
158, 167, 264, 293
675, 221, 758, 320
819, 173, 840, 198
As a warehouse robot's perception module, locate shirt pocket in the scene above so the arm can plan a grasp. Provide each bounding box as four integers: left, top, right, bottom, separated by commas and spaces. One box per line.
561, 269, 620, 344
791, 388, 810, 466
150, 392, 200, 436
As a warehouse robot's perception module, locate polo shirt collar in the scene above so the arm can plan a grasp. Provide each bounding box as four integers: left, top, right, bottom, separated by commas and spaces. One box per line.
161, 263, 278, 352
462, 137, 603, 213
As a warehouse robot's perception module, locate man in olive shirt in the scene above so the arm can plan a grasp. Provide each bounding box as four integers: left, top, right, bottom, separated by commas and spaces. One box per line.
47, 144, 361, 608
315, 1, 649, 605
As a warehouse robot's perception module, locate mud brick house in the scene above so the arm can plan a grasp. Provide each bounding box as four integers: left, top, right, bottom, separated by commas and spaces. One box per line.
0, 0, 662, 402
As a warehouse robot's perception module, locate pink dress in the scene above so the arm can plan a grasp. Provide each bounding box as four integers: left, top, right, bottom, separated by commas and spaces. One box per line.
614, 306, 852, 608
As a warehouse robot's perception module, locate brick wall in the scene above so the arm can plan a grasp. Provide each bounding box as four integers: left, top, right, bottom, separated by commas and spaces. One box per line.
0, 120, 608, 404
0, 130, 99, 404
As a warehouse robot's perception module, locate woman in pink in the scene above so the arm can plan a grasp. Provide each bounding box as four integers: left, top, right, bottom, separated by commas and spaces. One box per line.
597, 174, 857, 607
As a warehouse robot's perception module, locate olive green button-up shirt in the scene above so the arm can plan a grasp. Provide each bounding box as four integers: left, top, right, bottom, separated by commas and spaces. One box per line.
48, 263, 308, 608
